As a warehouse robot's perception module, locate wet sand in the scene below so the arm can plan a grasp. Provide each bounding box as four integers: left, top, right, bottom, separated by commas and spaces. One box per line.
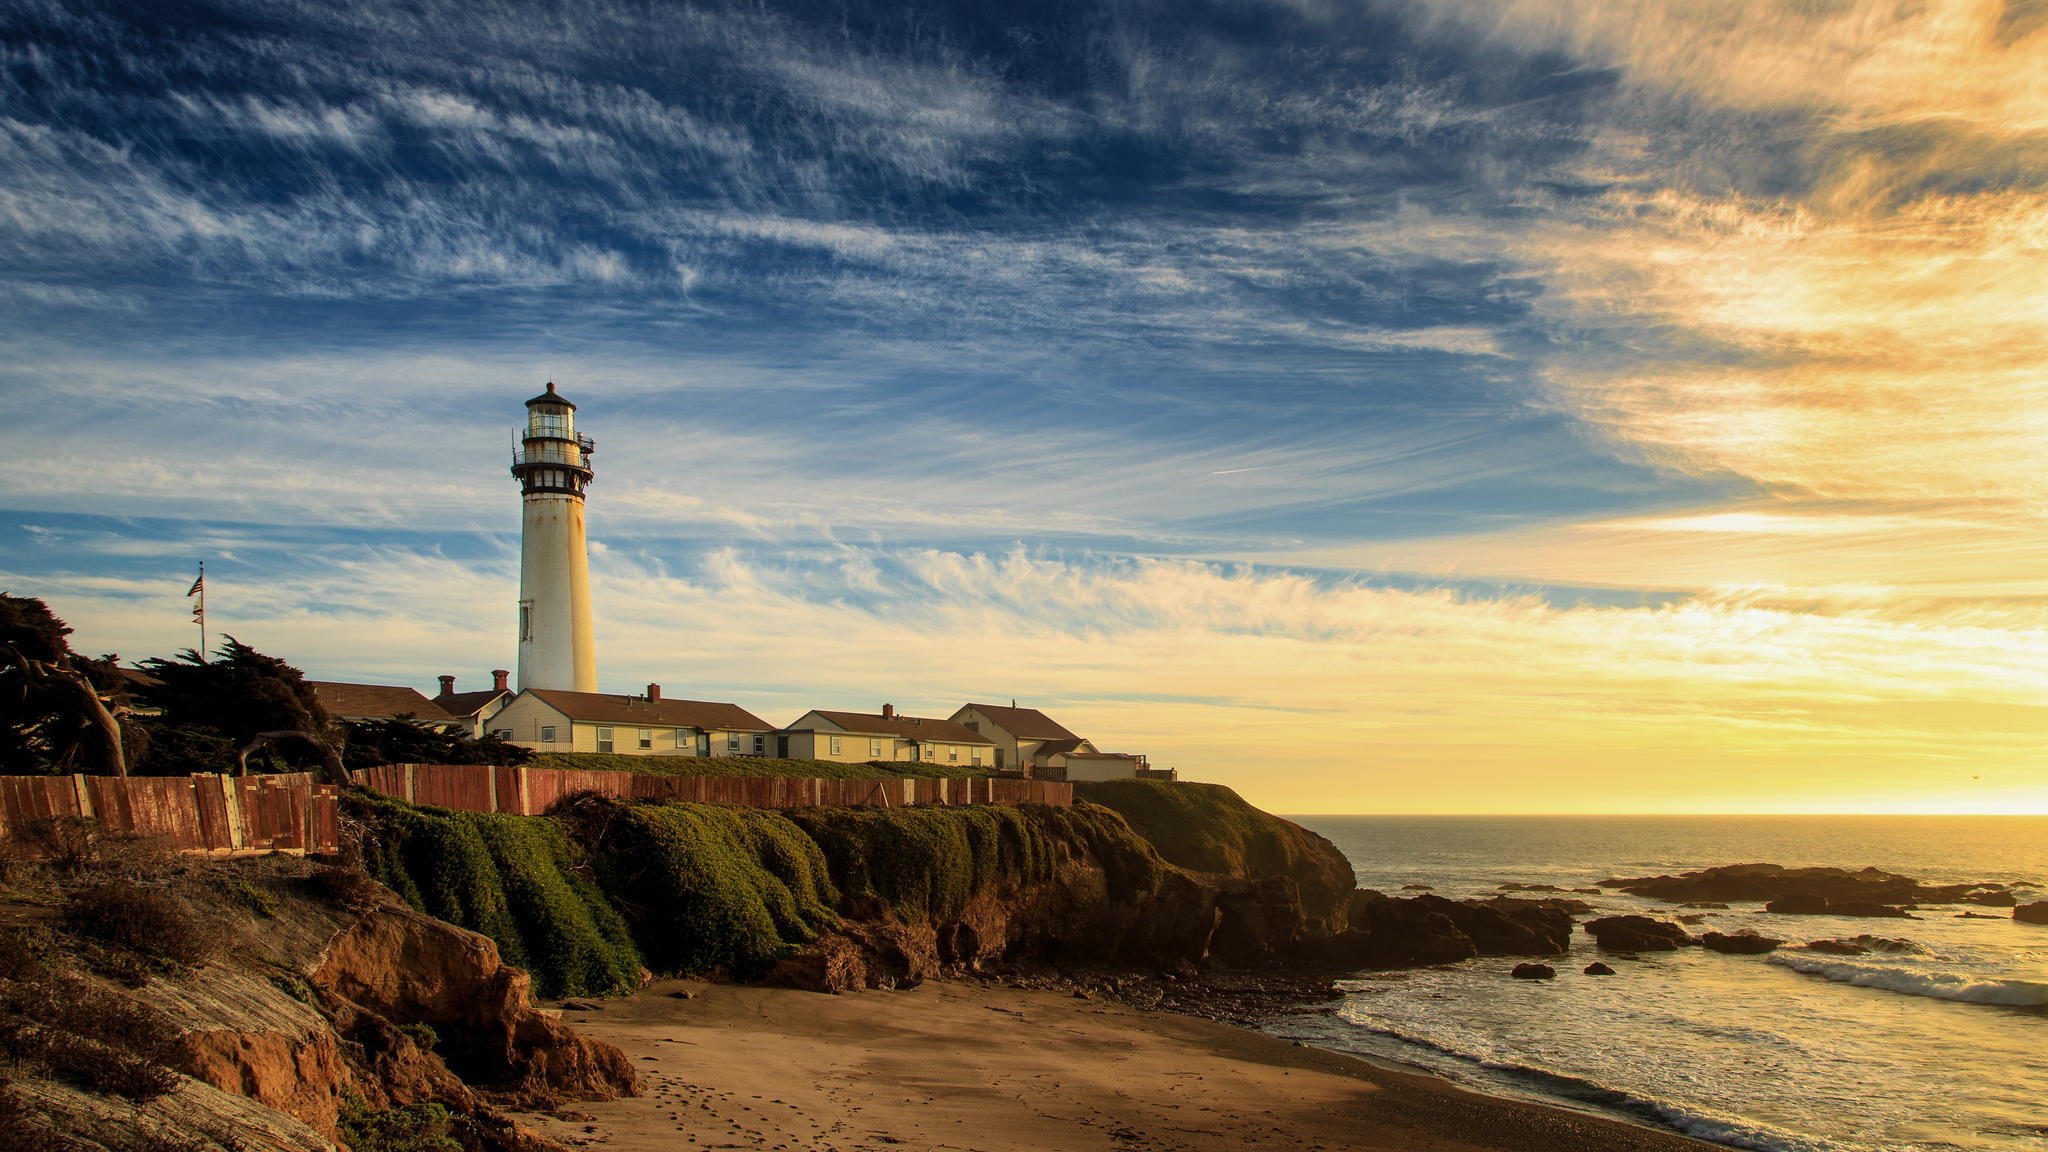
522, 978, 1712, 1152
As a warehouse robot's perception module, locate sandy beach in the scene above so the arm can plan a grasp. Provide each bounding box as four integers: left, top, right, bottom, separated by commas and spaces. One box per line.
523, 979, 1712, 1152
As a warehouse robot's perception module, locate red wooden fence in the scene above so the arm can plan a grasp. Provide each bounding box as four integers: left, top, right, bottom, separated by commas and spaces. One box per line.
350, 763, 1072, 815
0, 772, 340, 856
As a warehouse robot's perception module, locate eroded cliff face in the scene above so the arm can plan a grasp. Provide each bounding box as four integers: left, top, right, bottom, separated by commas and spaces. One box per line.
0, 851, 635, 1152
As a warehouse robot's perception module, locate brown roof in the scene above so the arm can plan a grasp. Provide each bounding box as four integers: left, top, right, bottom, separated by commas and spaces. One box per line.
526, 689, 772, 732
1059, 751, 1142, 761
797, 710, 995, 745
434, 689, 509, 718
1033, 738, 1086, 757
310, 682, 454, 722
961, 703, 1078, 741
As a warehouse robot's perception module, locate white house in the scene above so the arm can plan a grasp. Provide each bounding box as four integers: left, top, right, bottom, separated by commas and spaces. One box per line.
777, 705, 996, 768
432, 670, 513, 740
948, 702, 1150, 781
490, 684, 775, 757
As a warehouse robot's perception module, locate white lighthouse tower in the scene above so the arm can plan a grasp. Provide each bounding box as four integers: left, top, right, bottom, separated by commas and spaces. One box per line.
511, 382, 598, 692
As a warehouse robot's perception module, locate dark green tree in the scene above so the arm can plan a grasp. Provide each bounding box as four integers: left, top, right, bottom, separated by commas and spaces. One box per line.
0, 594, 131, 775
139, 638, 346, 782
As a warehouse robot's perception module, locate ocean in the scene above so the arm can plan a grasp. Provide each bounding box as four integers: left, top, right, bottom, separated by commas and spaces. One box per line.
1273, 816, 2048, 1152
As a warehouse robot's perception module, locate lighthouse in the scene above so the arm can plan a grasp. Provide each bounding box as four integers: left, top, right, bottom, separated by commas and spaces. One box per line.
510, 382, 598, 692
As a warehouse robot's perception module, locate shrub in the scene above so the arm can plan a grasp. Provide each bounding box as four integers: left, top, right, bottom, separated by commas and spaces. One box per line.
309, 864, 386, 913
338, 1093, 463, 1152
63, 882, 214, 969
16, 818, 174, 879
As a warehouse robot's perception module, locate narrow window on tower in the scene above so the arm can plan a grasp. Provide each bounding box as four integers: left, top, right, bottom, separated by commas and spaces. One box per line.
519, 601, 533, 641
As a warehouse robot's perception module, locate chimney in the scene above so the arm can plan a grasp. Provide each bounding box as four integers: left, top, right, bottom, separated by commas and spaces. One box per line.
492, 669, 510, 693
647, 683, 662, 702
438, 675, 456, 696
882, 703, 895, 719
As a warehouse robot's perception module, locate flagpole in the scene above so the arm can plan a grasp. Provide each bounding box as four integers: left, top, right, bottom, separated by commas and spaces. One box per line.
189, 561, 207, 660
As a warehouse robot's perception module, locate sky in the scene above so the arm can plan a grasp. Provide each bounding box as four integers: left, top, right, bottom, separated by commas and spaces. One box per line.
2, 0, 2044, 815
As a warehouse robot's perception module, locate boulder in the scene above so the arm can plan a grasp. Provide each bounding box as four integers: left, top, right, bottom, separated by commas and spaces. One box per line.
1699, 932, 1781, 955
2016, 902, 2048, 925
1583, 962, 1616, 976
1764, 893, 1829, 915
313, 905, 638, 1100
1963, 890, 2016, 907
1584, 915, 1692, 951
1510, 963, 1556, 980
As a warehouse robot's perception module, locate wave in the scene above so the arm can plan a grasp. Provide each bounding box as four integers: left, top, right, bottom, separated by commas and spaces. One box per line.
1766, 954, 2048, 1007
1297, 1017, 1860, 1152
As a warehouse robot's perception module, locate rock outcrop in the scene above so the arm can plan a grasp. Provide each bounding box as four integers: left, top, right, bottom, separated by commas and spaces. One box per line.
1601, 863, 2006, 908
1699, 931, 1781, 954
1510, 963, 1555, 979
2015, 902, 2048, 925
313, 904, 638, 1101
1584, 915, 1693, 951
1583, 962, 1616, 975
1765, 894, 1913, 918
1293, 891, 1574, 971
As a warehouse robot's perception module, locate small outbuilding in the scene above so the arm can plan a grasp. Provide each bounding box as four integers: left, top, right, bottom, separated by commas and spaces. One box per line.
777, 705, 996, 768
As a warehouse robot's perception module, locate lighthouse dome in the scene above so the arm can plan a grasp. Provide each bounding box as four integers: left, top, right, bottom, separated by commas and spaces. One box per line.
525, 381, 577, 411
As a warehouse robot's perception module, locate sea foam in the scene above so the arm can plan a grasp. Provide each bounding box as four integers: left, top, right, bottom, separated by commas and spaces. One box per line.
1767, 954, 2048, 1007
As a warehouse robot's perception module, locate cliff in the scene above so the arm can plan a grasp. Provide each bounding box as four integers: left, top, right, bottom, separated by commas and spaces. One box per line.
353, 788, 1360, 995
0, 833, 634, 1152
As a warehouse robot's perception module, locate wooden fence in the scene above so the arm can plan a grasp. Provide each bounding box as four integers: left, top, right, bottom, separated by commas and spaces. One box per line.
0, 772, 341, 856
350, 762, 1072, 815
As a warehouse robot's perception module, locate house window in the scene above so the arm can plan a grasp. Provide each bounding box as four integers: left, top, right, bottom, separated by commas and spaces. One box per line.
638, 728, 652, 749
923, 745, 935, 761
519, 601, 533, 641
697, 732, 711, 755
539, 724, 556, 743
726, 732, 741, 752
490, 728, 513, 740
948, 745, 959, 762
597, 726, 614, 753
962, 721, 978, 732
869, 737, 882, 757
675, 728, 692, 749
753, 734, 766, 755
971, 748, 982, 766
829, 735, 843, 755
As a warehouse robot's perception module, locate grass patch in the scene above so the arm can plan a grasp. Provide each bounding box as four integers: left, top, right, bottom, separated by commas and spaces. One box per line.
524, 752, 987, 780
559, 796, 837, 980
787, 806, 1060, 921
351, 794, 643, 998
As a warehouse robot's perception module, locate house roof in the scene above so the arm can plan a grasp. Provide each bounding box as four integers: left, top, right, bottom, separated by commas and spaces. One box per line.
797, 710, 995, 745
525, 689, 772, 732
1059, 751, 1142, 761
434, 689, 509, 718
1032, 738, 1087, 757
960, 703, 1078, 741
310, 682, 454, 722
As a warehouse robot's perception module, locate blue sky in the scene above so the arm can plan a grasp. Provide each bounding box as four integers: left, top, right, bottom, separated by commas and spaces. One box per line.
5, 1, 2045, 812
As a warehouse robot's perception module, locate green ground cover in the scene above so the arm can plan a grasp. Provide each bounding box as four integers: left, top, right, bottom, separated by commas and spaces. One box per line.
351, 794, 644, 997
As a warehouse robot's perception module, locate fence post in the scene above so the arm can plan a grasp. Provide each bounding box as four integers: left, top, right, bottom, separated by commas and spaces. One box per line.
70, 774, 95, 818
